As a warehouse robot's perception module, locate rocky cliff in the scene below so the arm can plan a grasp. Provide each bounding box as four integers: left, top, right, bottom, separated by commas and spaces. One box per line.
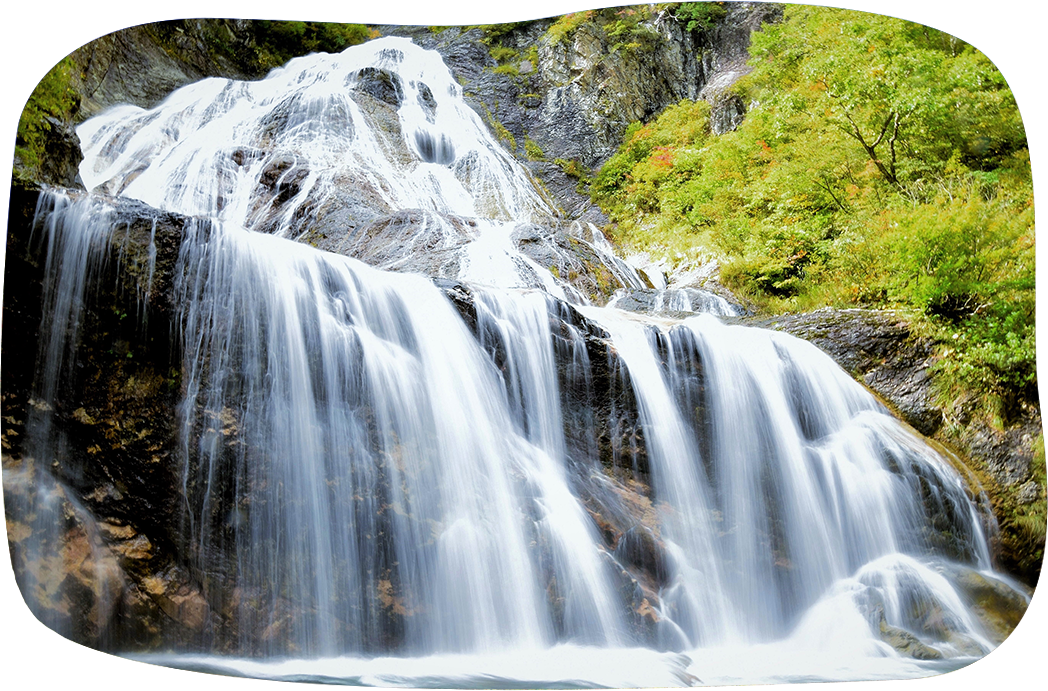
381, 3, 780, 222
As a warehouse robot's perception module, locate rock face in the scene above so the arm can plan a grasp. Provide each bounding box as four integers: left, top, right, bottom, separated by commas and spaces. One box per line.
3, 183, 210, 651
71, 20, 266, 120
24, 10, 783, 296
756, 308, 1044, 586
381, 3, 781, 223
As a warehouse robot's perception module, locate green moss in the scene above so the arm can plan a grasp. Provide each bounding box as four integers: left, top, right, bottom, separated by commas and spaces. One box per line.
15, 56, 79, 180
489, 44, 519, 62
546, 6, 662, 50
546, 11, 595, 45
659, 2, 730, 33
493, 63, 520, 76
479, 104, 517, 151
975, 433, 1046, 583
524, 138, 546, 161
555, 158, 592, 193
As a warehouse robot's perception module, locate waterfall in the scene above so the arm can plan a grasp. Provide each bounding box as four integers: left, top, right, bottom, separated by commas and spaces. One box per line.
10, 35, 1030, 685
579, 310, 999, 655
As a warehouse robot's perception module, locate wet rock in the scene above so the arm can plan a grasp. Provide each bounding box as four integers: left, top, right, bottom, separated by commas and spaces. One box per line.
610, 287, 742, 318
879, 620, 943, 660
2, 462, 126, 647
600, 549, 663, 644
256, 154, 310, 209
940, 563, 1031, 645
354, 67, 405, 106
968, 423, 1034, 487
615, 525, 669, 585
69, 20, 263, 123
23, 116, 85, 189
698, 4, 782, 134
754, 309, 942, 435
708, 93, 746, 135
230, 146, 264, 167
140, 566, 210, 631
513, 224, 633, 303
416, 81, 437, 117
335, 209, 474, 277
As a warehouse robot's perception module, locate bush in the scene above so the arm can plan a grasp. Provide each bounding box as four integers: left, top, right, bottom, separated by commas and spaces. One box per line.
663, 3, 730, 32
253, 21, 373, 68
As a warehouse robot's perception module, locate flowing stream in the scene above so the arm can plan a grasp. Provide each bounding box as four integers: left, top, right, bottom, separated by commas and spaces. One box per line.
13, 36, 1030, 686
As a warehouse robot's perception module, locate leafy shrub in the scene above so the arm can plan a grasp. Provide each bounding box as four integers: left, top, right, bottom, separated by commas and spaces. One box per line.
253, 21, 373, 68
662, 3, 730, 32
546, 12, 595, 45
489, 45, 519, 62
524, 138, 546, 161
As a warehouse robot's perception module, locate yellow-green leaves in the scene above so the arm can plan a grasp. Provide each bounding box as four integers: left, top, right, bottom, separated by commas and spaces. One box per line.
589, 5, 1033, 417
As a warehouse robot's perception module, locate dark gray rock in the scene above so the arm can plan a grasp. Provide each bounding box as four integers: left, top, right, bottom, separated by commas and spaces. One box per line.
3, 184, 214, 653
1015, 480, 1042, 505
698, 3, 783, 133
967, 423, 1035, 487
354, 67, 405, 107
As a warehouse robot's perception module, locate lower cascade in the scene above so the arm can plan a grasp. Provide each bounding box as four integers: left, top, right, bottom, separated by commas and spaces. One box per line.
4, 36, 1032, 686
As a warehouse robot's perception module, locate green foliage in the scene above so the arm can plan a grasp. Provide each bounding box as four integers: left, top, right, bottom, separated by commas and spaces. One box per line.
488, 42, 522, 76
16, 57, 79, 178
489, 45, 519, 62
662, 3, 730, 32
545, 7, 659, 50
590, 5, 1034, 424
253, 21, 374, 68
474, 22, 528, 46
493, 63, 521, 76
480, 104, 517, 151
524, 138, 546, 161
483, 32, 530, 79
555, 158, 591, 193
546, 12, 594, 45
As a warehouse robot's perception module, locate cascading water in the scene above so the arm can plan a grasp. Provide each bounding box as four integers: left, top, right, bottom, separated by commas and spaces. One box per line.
10, 35, 1031, 685
580, 311, 1001, 654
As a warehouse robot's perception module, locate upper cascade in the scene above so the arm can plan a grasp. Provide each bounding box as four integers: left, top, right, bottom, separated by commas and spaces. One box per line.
76, 37, 554, 234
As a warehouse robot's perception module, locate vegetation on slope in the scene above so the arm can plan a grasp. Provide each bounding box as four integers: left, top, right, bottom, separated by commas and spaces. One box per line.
250, 21, 377, 70
13, 57, 79, 183
591, 5, 1034, 433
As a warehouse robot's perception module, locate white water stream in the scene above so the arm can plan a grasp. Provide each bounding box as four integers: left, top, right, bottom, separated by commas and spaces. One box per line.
12, 35, 1029, 686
